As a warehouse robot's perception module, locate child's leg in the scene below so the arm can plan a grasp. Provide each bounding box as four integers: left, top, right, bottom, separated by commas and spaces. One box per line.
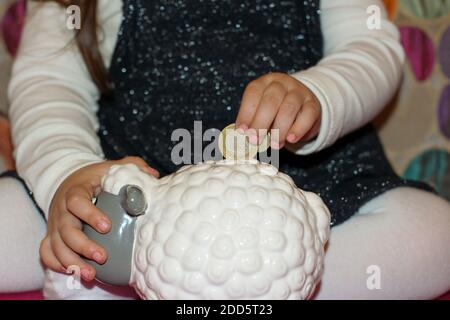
315, 187, 450, 300
0, 177, 46, 292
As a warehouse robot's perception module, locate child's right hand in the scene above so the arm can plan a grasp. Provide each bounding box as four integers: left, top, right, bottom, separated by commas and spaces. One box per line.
40, 156, 159, 282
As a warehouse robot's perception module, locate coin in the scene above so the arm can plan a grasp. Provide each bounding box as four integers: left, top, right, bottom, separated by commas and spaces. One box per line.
218, 124, 257, 160
257, 131, 271, 153
218, 124, 271, 160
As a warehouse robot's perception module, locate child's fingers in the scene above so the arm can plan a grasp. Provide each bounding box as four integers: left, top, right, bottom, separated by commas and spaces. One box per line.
140, 166, 160, 178
116, 156, 160, 178
40, 236, 64, 273
287, 101, 321, 143
66, 185, 111, 234
249, 82, 286, 143
271, 91, 304, 149
50, 233, 96, 281
59, 224, 107, 265
302, 118, 322, 142
236, 80, 265, 130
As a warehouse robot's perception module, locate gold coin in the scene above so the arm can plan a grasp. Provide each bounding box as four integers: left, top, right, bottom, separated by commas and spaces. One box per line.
257, 131, 271, 153
218, 124, 258, 160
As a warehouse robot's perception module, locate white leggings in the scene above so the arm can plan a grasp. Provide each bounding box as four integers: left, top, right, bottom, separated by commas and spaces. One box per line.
0, 177, 449, 299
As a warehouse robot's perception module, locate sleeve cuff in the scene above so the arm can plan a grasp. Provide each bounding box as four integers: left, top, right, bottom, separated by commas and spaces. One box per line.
288, 70, 336, 155
20, 155, 105, 220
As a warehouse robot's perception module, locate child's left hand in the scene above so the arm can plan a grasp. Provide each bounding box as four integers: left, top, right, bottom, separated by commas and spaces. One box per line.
236, 72, 321, 149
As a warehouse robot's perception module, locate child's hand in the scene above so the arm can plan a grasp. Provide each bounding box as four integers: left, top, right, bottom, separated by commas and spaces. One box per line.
236, 72, 321, 149
40, 157, 159, 282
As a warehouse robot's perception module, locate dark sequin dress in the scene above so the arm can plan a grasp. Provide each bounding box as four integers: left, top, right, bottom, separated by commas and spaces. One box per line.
97, 0, 433, 227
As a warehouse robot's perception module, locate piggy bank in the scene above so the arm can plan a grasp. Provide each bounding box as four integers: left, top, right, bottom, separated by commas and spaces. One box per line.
84, 160, 331, 300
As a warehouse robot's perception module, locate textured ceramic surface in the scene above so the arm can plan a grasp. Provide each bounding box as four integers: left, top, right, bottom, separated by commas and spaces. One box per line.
101, 160, 331, 300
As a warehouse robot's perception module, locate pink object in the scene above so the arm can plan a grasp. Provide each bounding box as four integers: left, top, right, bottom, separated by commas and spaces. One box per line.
0, 0, 26, 57
400, 26, 435, 82
0, 291, 43, 300
438, 291, 450, 300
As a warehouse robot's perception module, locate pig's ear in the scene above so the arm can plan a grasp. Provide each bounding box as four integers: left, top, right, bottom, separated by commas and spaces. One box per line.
119, 185, 148, 217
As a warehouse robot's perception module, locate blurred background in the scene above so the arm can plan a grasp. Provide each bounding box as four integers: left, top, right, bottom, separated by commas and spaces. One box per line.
377, 0, 450, 202
0, 1, 13, 119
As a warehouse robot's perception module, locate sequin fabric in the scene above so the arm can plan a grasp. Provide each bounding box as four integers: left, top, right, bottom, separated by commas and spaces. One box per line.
98, 0, 433, 227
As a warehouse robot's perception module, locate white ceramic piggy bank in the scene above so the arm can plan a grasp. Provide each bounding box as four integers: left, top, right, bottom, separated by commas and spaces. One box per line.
86, 160, 331, 300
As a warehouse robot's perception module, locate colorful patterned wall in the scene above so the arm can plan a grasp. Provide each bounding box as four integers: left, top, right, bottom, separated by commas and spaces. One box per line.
378, 0, 450, 200
0, 0, 15, 117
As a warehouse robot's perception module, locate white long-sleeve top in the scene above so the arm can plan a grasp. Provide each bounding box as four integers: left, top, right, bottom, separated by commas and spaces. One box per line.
8, 0, 405, 218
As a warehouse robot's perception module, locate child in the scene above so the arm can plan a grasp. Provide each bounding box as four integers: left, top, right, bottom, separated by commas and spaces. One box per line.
2, 0, 450, 299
